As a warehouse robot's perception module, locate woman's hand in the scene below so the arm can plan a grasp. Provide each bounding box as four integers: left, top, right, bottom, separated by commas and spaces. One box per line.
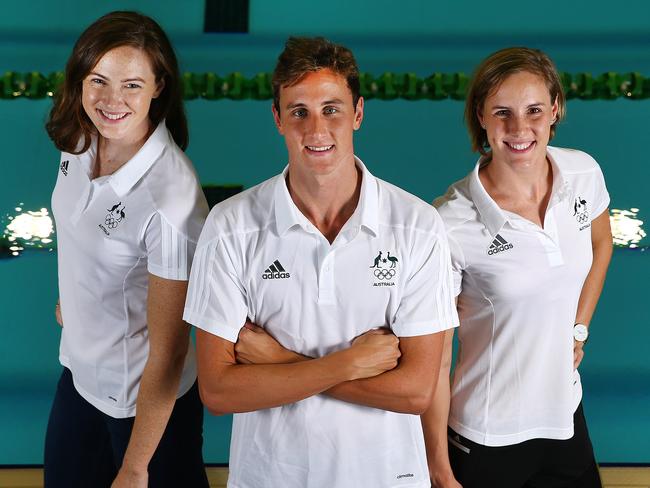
55, 299, 63, 327
431, 471, 463, 488
574, 340, 585, 369
111, 466, 148, 488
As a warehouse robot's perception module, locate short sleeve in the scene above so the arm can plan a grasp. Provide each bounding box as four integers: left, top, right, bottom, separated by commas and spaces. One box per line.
144, 213, 198, 280
183, 235, 248, 343
590, 163, 610, 220
391, 228, 459, 337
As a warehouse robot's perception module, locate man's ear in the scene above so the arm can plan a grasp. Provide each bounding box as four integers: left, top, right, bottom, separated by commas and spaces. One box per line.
272, 103, 284, 135
353, 96, 364, 130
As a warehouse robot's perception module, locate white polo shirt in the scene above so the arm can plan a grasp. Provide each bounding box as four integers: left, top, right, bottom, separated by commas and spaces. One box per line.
184, 158, 458, 488
52, 121, 208, 418
434, 146, 609, 447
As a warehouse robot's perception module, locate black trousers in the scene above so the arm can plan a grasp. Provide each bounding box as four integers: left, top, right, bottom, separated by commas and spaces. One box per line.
44, 368, 209, 488
448, 403, 602, 488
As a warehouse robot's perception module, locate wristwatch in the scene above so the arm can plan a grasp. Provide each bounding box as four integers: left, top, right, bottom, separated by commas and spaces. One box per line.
573, 323, 589, 343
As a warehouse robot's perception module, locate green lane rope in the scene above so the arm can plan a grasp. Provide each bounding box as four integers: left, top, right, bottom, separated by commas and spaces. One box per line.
2, 71, 650, 100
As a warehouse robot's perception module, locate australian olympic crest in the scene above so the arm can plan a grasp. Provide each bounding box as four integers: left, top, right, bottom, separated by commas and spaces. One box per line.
369, 250, 399, 287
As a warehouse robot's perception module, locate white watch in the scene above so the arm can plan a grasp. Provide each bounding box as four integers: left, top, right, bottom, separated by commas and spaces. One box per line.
573, 323, 589, 343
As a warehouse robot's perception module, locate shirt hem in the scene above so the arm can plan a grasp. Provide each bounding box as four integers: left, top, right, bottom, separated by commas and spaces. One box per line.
59, 356, 196, 419
147, 262, 189, 281
448, 418, 574, 447
227, 480, 430, 488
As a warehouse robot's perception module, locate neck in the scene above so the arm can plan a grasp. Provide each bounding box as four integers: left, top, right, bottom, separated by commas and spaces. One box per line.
94, 120, 152, 178
287, 159, 361, 243
481, 154, 552, 203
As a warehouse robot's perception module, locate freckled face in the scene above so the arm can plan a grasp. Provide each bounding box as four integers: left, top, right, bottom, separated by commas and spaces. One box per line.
81, 45, 163, 145
272, 68, 363, 179
479, 71, 558, 168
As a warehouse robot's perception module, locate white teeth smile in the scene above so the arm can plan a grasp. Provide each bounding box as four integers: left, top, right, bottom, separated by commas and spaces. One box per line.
100, 110, 128, 120
508, 142, 533, 150
306, 145, 333, 152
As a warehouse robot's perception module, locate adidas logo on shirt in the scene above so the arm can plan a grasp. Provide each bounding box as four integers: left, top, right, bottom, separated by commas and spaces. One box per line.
60, 160, 69, 176
262, 259, 291, 279
487, 234, 514, 255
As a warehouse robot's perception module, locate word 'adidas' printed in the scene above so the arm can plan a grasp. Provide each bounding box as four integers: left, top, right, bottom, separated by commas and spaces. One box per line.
487, 234, 514, 255
262, 259, 291, 279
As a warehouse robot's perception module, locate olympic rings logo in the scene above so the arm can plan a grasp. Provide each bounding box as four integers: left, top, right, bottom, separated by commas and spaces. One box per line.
576, 213, 589, 224
374, 268, 396, 280
105, 216, 119, 228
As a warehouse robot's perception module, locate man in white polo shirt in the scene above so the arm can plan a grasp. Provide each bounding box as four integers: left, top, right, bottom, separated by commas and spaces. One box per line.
183, 37, 458, 488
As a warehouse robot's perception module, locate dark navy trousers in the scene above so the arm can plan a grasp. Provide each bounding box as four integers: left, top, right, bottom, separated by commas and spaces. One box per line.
44, 368, 209, 488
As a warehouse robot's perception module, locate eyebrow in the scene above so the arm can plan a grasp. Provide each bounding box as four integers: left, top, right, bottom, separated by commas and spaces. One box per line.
285, 98, 345, 110
88, 72, 147, 83
491, 102, 545, 110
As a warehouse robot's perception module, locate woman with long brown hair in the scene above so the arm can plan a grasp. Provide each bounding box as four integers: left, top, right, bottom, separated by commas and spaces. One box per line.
44, 11, 209, 488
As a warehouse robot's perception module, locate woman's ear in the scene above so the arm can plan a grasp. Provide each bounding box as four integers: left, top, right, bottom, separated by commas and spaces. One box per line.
153, 77, 165, 99
477, 108, 486, 130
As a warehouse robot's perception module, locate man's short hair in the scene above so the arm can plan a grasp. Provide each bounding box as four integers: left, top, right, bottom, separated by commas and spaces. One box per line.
272, 36, 361, 112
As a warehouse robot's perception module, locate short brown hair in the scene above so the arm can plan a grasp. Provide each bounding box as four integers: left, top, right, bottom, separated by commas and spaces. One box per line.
465, 47, 566, 155
46, 11, 188, 153
272, 36, 361, 112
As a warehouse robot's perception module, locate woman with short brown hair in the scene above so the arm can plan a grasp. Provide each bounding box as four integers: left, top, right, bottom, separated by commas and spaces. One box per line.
423, 47, 612, 488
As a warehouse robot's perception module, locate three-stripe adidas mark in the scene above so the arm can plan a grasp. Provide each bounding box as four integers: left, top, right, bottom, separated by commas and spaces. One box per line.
487, 234, 514, 255
262, 259, 291, 279
60, 160, 69, 176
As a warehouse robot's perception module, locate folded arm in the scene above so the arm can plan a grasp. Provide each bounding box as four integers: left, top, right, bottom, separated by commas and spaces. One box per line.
236, 323, 445, 414
197, 326, 400, 415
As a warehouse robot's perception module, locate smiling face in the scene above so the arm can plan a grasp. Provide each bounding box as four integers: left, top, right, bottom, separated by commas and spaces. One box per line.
81, 45, 163, 146
272, 68, 363, 181
479, 71, 558, 169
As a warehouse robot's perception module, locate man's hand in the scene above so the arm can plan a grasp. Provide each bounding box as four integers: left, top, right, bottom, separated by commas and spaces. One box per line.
574, 340, 585, 369
235, 323, 400, 381
55, 299, 63, 327
111, 466, 148, 488
235, 322, 303, 364
345, 328, 401, 380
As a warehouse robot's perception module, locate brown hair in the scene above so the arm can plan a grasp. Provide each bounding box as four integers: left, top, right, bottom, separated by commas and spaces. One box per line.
465, 47, 566, 155
272, 36, 361, 112
46, 11, 188, 153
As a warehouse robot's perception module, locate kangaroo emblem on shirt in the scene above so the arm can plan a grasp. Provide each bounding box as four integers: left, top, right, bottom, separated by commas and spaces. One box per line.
370, 251, 383, 268
370, 250, 399, 284
105, 202, 126, 229
573, 196, 589, 225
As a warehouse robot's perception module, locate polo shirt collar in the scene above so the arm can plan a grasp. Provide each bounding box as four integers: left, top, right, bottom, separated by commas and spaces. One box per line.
468, 156, 507, 238
109, 121, 169, 197
273, 156, 380, 237
468, 148, 572, 237
74, 121, 169, 196
546, 146, 573, 205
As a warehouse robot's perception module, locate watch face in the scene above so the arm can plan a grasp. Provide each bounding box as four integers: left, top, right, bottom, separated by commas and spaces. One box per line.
574, 324, 589, 342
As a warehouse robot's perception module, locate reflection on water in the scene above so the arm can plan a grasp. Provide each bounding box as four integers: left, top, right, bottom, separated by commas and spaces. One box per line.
610, 208, 647, 251
1, 205, 55, 258
0, 205, 647, 258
